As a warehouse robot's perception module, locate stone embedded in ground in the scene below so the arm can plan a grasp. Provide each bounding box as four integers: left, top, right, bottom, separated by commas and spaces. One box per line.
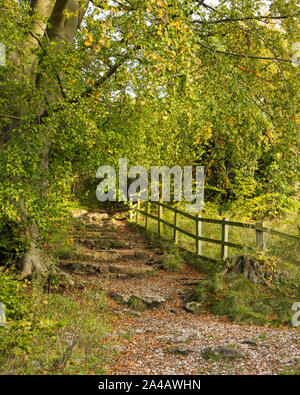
133, 329, 146, 334
91, 250, 150, 263
108, 291, 166, 308
110, 240, 130, 249
108, 264, 155, 278
130, 311, 142, 317
202, 346, 245, 360
108, 292, 130, 304
183, 280, 200, 286
111, 345, 126, 353
184, 302, 205, 314
136, 294, 166, 307
62, 261, 109, 275
280, 356, 299, 364
82, 238, 112, 249
168, 344, 194, 355
241, 340, 258, 347
81, 212, 109, 223
93, 251, 121, 262
173, 335, 190, 344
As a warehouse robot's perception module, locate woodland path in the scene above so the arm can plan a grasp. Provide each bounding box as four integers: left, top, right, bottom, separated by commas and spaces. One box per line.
59, 208, 300, 375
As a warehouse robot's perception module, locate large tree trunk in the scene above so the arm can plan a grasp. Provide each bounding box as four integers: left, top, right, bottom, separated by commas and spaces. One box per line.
1, 0, 89, 278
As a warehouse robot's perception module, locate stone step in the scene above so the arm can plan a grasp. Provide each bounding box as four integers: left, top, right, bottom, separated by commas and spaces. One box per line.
89, 249, 150, 262
74, 224, 115, 232
71, 230, 112, 237
74, 237, 131, 250
59, 249, 151, 264
108, 291, 166, 308
60, 261, 155, 278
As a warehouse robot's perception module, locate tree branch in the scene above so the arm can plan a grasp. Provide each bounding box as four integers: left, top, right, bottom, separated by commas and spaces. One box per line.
80, 55, 130, 100
194, 12, 300, 25
197, 42, 292, 63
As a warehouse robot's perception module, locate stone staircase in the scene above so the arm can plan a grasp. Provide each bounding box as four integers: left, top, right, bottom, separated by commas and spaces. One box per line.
59, 210, 163, 279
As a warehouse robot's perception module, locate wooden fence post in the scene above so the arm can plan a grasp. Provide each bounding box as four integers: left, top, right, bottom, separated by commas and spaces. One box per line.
145, 201, 149, 229
196, 214, 202, 256
221, 217, 229, 261
256, 222, 266, 251
136, 199, 140, 224
173, 211, 178, 244
158, 201, 163, 235
129, 200, 133, 220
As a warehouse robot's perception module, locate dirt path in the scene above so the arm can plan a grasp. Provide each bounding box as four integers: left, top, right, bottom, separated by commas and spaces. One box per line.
61, 210, 300, 375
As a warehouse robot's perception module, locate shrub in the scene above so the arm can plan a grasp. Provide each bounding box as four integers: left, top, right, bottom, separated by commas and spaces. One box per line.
192, 265, 300, 326
161, 254, 184, 272
53, 245, 77, 260
0, 222, 29, 266
128, 297, 146, 311
0, 268, 31, 320
0, 288, 112, 374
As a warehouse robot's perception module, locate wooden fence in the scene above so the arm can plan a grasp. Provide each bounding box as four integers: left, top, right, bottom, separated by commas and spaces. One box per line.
129, 199, 300, 263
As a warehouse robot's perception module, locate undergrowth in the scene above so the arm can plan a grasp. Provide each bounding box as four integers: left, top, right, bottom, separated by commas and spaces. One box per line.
128, 297, 147, 311
130, 220, 300, 327
160, 254, 184, 272
0, 269, 115, 374
192, 265, 300, 326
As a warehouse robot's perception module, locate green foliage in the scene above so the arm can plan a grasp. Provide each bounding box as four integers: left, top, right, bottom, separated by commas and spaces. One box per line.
0, 270, 60, 357
0, 288, 113, 374
230, 193, 297, 220
0, 222, 30, 266
0, 268, 31, 320
53, 245, 78, 261
160, 254, 184, 272
128, 297, 147, 311
192, 264, 300, 326
0, 0, 299, 241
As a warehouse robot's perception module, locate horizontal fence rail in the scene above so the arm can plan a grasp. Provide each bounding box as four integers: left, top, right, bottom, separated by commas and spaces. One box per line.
129, 199, 300, 263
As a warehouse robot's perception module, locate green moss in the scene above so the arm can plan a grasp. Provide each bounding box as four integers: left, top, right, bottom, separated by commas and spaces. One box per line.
128, 297, 146, 311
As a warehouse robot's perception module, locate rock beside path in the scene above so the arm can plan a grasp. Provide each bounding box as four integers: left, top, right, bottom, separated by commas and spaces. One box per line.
108, 291, 166, 308
168, 344, 194, 355
184, 302, 205, 314
202, 346, 245, 360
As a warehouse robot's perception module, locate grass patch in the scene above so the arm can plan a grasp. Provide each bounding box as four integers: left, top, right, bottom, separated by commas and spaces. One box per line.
279, 365, 300, 375
0, 271, 116, 374
192, 263, 300, 326
128, 297, 147, 311
130, 208, 299, 327
160, 254, 184, 272
53, 245, 79, 260
131, 200, 300, 265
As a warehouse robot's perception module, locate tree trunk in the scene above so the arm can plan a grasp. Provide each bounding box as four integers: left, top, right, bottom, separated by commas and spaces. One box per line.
1, 0, 89, 278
